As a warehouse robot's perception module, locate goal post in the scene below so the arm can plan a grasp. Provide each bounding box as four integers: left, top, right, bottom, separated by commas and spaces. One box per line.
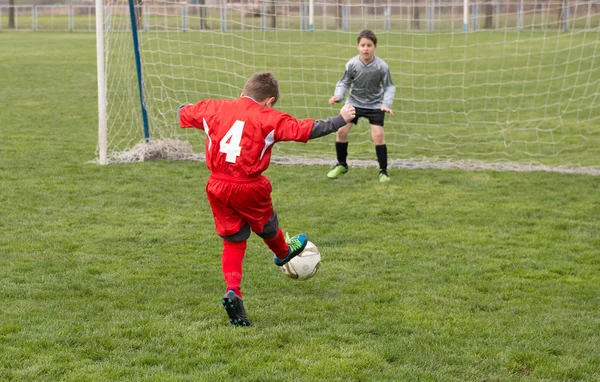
96, 0, 600, 175
95, 0, 106, 165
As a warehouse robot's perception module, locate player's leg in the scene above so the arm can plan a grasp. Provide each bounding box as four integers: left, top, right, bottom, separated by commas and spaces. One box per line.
207, 179, 247, 297
257, 212, 287, 258
256, 212, 308, 266
370, 123, 389, 182
220, 234, 252, 327
327, 121, 354, 179
219, 225, 250, 299
367, 108, 390, 182
207, 178, 251, 326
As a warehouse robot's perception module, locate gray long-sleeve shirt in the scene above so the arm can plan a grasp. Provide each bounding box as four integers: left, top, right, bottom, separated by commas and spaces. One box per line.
333, 55, 396, 109
309, 114, 346, 140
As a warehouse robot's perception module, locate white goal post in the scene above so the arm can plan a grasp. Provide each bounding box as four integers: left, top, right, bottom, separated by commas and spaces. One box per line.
96, 0, 600, 175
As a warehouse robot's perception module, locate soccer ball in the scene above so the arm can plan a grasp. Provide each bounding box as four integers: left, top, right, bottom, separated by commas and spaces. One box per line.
281, 241, 321, 281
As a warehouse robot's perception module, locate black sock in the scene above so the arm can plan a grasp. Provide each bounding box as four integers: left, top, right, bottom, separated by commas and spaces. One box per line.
375, 144, 388, 173
336, 142, 348, 168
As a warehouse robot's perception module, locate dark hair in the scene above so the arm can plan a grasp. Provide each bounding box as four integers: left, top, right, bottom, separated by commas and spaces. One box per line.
357, 29, 377, 45
242, 72, 280, 105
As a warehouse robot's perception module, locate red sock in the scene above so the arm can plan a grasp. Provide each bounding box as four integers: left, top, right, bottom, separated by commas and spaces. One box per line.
263, 228, 289, 259
221, 240, 247, 298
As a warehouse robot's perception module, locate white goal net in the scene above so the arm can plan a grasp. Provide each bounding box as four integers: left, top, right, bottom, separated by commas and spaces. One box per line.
97, 0, 600, 175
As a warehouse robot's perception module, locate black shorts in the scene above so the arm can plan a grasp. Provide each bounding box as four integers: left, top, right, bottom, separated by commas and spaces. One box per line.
350, 107, 385, 127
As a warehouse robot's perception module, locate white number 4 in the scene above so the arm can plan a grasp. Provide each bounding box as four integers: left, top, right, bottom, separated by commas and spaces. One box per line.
220, 120, 244, 163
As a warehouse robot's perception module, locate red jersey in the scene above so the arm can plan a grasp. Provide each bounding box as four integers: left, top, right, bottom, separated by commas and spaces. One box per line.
179, 97, 314, 178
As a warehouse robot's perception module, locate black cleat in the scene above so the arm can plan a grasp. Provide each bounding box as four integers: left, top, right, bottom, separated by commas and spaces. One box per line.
221, 290, 251, 327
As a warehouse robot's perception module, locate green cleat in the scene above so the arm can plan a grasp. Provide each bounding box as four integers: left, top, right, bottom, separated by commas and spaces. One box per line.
327, 165, 348, 179
379, 172, 390, 183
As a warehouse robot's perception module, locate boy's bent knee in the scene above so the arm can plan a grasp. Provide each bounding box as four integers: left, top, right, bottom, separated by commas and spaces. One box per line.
220, 223, 251, 242
256, 212, 279, 239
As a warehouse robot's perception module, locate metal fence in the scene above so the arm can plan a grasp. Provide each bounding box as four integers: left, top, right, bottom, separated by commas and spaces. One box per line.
1, 2, 599, 32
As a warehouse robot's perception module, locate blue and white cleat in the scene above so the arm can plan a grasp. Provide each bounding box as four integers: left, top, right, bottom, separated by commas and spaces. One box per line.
274, 233, 308, 267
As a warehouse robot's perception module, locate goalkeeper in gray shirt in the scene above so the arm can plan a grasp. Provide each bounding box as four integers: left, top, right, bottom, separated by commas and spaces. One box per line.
328, 29, 396, 182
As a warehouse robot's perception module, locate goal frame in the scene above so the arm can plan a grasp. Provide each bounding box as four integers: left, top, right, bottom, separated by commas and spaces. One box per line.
95, 0, 600, 175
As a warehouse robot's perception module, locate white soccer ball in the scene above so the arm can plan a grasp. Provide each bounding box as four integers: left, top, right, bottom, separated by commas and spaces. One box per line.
281, 241, 321, 281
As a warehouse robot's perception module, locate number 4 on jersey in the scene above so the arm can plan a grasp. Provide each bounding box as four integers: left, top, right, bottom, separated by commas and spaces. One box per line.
220, 120, 244, 163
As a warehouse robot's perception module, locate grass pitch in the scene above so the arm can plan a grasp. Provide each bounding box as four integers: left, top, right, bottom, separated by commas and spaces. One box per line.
1, 33, 599, 381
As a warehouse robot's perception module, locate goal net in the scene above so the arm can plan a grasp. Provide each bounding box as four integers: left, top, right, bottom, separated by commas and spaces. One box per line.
96, 0, 600, 175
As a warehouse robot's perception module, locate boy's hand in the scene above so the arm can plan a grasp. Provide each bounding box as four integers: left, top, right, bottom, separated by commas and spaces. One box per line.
381, 106, 394, 116
340, 104, 356, 123
329, 96, 341, 105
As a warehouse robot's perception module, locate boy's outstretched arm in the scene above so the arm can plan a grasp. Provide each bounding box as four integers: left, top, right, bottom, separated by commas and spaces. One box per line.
309, 104, 355, 140
178, 100, 221, 129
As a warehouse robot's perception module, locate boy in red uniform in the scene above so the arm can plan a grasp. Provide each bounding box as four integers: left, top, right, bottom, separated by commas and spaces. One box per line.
179, 72, 355, 326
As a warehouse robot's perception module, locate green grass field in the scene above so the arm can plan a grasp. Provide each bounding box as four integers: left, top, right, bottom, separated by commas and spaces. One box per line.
1, 33, 600, 381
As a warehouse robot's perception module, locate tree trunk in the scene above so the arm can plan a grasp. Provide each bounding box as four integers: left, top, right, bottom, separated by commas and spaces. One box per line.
337, 0, 343, 29
269, 0, 276, 29
484, 0, 493, 29
134, 0, 143, 31
8, 0, 15, 29
412, 0, 420, 30
199, 0, 207, 30
557, 0, 563, 29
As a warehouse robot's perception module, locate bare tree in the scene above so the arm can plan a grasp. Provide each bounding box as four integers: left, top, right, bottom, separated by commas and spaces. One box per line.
8, 0, 15, 29
133, 0, 143, 31
337, 0, 343, 29
199, 0, 207, 30
484, 0, 494, 28
412, 0, 421, 30
269, 0, 276, 29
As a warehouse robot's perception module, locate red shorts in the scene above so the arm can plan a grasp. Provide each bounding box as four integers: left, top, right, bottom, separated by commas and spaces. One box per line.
206, 173, 274, 237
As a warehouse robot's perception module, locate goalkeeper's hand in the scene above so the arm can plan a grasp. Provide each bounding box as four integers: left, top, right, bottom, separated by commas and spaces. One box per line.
381, 106, 394, 116
329, 96, 341, 105
340, 104, 356, 123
